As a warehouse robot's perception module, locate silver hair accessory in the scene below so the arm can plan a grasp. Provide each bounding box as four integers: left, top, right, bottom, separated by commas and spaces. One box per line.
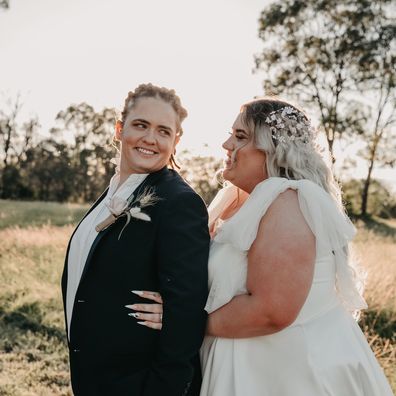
265, 106, 314, 145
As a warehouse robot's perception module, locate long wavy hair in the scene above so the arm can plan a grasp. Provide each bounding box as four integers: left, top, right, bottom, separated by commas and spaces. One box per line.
238, 97, 367, 314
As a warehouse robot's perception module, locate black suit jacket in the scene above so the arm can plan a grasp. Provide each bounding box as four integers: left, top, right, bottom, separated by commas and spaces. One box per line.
61, 167, 210, 396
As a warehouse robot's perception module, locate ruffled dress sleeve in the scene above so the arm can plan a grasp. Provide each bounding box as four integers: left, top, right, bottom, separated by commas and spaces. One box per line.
208, 183, 239, 231
213, 177, 367, 312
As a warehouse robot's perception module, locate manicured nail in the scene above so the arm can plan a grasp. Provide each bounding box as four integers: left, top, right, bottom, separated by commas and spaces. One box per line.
137, 321, 146, 326
125, 304, 137, 309
131, 290, 144, 295
128, 313, 139, 318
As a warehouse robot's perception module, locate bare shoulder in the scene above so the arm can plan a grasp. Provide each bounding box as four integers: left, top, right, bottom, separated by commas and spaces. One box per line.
253, 188, 314, 252
264, 188, 304, 227
268, 188, 299, 212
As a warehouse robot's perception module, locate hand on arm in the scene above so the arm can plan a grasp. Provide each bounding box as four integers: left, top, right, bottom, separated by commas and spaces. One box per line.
206, 189, 316, 338
126, 290, 163, 330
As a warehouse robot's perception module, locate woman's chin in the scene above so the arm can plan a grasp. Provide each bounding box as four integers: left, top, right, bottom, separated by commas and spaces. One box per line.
222, 168, 233, 182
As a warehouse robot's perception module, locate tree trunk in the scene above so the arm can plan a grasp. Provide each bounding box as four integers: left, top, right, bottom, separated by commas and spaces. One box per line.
361, 136, 379, 216
361, 160, 374, 216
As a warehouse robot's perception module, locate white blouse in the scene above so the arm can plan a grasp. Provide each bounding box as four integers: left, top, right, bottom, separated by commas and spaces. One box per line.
66, 172, 148, 337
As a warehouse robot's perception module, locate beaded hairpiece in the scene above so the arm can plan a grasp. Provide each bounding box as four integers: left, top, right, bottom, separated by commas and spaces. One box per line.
265, 106, 314, 145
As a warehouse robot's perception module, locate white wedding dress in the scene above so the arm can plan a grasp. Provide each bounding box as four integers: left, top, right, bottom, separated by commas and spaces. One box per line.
200, 177, 393, 396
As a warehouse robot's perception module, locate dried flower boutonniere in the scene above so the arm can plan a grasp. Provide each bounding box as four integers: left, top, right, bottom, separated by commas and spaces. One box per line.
95, 186, 161, 240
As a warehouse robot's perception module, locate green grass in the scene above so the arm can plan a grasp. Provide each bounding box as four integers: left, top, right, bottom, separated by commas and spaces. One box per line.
0, 201, 395, 394
0, 199, 88, 229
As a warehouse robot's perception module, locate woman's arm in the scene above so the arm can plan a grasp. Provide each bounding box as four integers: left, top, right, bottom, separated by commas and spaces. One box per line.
206, 189, 316, 338
143, 191, 210, 396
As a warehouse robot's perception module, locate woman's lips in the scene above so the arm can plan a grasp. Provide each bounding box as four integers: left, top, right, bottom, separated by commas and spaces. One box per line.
224, 158, 233, 169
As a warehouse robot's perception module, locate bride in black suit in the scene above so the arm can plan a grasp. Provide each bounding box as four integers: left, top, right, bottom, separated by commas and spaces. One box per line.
61, 83, 210, 396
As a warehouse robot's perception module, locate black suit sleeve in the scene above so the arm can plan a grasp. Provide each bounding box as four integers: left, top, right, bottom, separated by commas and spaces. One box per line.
143, 191, 210, 396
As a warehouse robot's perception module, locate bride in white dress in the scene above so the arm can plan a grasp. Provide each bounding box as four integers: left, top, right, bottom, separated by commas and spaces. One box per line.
131, 97, 394, 396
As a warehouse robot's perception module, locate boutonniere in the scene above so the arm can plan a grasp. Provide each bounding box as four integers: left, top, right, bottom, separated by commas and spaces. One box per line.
95, 187, 161, 240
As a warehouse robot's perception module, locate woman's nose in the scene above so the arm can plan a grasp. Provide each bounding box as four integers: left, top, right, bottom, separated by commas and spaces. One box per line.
142, 128, 156, 144
222, 135, 233, 151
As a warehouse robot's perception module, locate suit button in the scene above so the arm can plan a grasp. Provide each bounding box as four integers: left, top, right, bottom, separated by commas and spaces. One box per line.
73, 349, 80, 353
182, 381, 191, 395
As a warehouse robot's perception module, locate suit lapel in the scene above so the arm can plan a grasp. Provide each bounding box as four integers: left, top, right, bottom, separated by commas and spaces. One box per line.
132, 166, 170, 202
61, 187, 109, 341
78, 167, 170, 285
64, 187, 109, 262
62, 187, 109, 294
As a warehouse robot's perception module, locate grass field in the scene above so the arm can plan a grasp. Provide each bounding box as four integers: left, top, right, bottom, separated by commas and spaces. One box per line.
0, 199, 395, 395
0, 200, 88, 396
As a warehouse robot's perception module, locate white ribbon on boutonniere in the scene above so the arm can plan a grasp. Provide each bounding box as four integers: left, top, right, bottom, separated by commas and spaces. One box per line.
95, 186, 161, 239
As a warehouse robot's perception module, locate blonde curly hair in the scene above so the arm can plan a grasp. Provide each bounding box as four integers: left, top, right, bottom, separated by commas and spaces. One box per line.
118, 83, 187, 169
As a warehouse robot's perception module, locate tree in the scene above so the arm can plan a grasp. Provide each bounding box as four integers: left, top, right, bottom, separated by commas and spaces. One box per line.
20, 139, 75, 201
0, 95, 39, 198
255, 0, 395, 160
343, 178, 396, 218
0, 0, 9, 10
358, 51, 396, 216
51, 103, 117, 202
0, 95, 24, 170
0, 98, 118, 203
178, 150, 223, 205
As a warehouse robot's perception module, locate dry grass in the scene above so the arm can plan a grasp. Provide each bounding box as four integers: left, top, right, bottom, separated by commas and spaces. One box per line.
353, 219, 396, 391
354, 218, 396, 312
0, 205, 395, 394
0, 225, 73, 396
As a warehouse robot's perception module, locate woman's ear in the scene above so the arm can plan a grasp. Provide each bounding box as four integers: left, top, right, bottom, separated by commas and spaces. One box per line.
114, 120, 123, 141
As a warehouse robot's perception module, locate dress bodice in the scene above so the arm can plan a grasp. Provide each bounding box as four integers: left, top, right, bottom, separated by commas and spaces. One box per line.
204, 177, 367, 318
200, 179, 393, 396
205, 239, 340, 326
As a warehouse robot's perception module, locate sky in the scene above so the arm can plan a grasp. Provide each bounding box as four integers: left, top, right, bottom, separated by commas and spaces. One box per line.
0, 0, 265, 155
1, 0, 395, 188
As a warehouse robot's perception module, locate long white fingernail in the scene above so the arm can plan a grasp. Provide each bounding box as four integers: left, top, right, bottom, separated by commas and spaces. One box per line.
128, 313, 139, 318
137, 321, 146, 325
131, 290, 144, 295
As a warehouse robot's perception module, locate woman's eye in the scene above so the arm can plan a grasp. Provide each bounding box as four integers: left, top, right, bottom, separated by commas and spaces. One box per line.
228, 131, 246, 140
159, 129, 171, 136
134, 123, 146, 129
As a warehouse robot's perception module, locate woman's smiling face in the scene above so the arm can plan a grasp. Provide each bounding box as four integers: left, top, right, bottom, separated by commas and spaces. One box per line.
116, 96, 180, 175
222, 113, 267, 193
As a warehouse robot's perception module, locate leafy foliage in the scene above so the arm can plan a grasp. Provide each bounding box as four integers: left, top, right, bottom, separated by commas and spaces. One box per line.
0, 101, 117, 202
256, 0, 396, 215
0, 0, 9, 10
178, 150, 223, 205
343, 179, 396, 218
256, 0, 395, 152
